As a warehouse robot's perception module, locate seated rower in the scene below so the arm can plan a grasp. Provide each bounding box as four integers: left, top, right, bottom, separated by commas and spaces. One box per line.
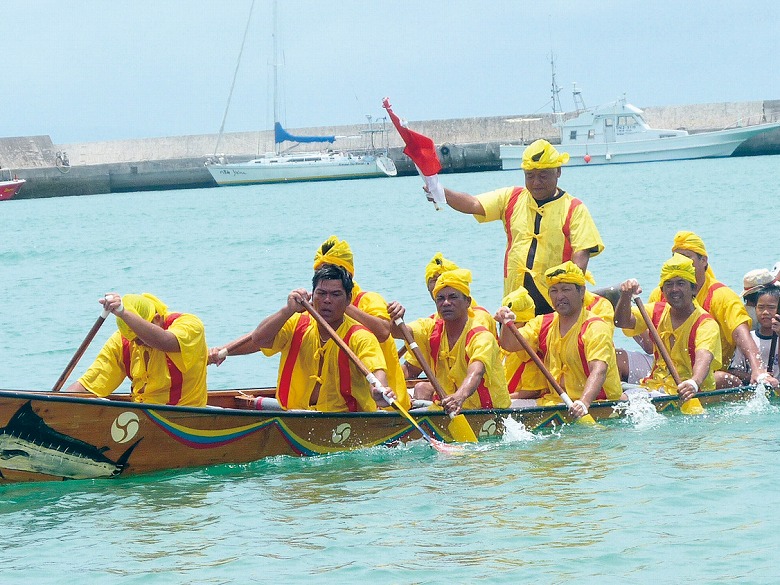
65, 292, 208, 407
388, 268, 511, 415
496, 261, 623, 419
499, 286, 546, 403
425, 252, 497, 336
615, 254, 722, 401
213, 264, 393, 412
648, 231, 761, 388
728, 271, 780, 385
312, 235, 411, 410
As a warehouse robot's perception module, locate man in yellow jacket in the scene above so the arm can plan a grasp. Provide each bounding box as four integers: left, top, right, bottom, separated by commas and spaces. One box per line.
616, 254, 722, 400
496, 262, 622, 418
388, 268, 511, 415
439, 139, 604, 313
66, 292, 208, 406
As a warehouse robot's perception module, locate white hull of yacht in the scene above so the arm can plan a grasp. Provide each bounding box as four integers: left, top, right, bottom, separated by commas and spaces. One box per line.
501, 122, 780, 168
207, 153, 396, 186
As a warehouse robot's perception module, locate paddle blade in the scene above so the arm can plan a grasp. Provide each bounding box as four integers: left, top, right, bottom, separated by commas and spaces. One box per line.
448, 413, 478, 443
577, 413, 599, 426
680, 397, 705, 415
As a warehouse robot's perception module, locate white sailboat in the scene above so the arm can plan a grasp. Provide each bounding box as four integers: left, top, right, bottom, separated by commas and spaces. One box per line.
206, 1, 396, 186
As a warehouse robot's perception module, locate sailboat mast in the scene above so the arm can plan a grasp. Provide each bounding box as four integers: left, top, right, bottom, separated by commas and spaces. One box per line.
272, 0, 280, 155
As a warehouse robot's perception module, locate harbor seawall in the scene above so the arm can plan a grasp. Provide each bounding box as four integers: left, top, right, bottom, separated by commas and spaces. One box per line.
3, 99, 779, 199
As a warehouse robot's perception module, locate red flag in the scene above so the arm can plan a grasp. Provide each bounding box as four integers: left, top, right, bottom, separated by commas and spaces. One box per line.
382, 98, 442, 176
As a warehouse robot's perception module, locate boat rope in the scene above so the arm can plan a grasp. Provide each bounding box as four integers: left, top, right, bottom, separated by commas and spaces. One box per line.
213, 0, 256, 156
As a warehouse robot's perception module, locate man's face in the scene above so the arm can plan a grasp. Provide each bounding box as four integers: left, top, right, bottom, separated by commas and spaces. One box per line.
548, 282, 584, 317
434, 286, 470, 322
313, 279, 349, 324
673, 249, 707, 283
661, 277, 695, 309
523, 167, 561, 200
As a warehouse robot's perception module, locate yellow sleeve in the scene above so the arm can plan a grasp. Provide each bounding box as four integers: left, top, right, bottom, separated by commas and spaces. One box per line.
696, 318, 723, 371
708, 287, 752, 333
516, 315, 544, 352
648, 287, 662, 303
261, 314, 301, 357
78, 332, 127, 397
621, 305, 651, 337
351, 329, 387, 375
465, 329, 501, 368
568, 200, 605, 256
165, 314, 206, 372
357, 291, 390, 320
582, 319, 616, 364
474, 187, 513, 223
404, 317, 435, 370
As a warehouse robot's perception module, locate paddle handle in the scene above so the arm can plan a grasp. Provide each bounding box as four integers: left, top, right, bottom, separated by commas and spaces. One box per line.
634, 297, 682, 386
768, 330, 778, 374
52, 308, 110, 392
217, 332, 254, 360
504, 321, 574, 408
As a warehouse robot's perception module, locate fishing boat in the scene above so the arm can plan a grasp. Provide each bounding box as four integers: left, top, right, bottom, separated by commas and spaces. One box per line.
205, 1, 396, 186
0, 175, 25, 201
0, 384, 773, 484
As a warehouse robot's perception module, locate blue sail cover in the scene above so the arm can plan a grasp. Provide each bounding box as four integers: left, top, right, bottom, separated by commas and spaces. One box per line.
274, 122, 336, 145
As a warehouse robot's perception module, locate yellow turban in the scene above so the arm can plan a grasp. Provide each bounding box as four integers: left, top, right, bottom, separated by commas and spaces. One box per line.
432, 268, 472, 298
116, 293, 168, 341
672, 231, 708, 257
521, 139, 570, 170
313, 235, 354, 276
659, 253, 697, 288
502, 286, 536, 322
544, 261, 593, 287
424, 252, 459, 285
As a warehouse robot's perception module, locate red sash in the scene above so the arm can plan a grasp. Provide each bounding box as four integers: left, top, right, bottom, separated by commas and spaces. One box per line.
650, 302, 713, 369
351, 291, 366, 307
702, 282, 725, 312
337, 324, 370, 412
121, 313, 184, 405
561, 198, 583, 262
277, 314, 311, 408
503, 187, 524, 278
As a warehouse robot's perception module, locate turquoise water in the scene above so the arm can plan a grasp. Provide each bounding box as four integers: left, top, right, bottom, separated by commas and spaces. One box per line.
2, 156, 779, 583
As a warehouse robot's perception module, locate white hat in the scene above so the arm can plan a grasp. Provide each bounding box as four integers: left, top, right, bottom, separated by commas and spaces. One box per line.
772, 261, 780, 279
741, 268, 776, 298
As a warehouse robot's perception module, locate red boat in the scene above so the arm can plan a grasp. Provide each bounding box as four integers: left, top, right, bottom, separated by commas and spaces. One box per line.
0, 177, 25, 201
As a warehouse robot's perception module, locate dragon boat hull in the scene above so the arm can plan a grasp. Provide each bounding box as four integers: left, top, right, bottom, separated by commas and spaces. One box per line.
0, 386, 773, 484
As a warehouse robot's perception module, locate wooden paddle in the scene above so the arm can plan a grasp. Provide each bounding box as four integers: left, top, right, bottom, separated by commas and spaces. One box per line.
393, 317, 478, 442
299, 298, 462, 453
216, 332, 254, 361
52, 307, 111, 391
633, 297, 704, 415
504, 321, 598, 425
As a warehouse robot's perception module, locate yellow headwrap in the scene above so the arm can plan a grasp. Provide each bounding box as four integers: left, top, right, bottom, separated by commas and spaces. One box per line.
521, 139, 570, 170
672, 231, 708, 257
502, 286, 536, 322
659, 253, 697, 288
432, 268, 472, 298
544, 261, 594, 287
116, 293, 168, 341
313, 235, 354, 276
424, 252, 459, 285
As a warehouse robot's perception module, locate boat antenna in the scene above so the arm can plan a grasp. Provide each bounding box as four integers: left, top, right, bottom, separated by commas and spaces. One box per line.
572, 82, 586, 114
213, 0, 256, 156
272, 0, 280, 155
550, 52, 563, 116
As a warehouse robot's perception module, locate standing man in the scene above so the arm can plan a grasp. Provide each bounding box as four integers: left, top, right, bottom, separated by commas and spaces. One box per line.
388, 268, 511, 416
496, 262, 623, 418
66, 292, 208, 407
648, 231, 761, 388
440, 139, 604, 313
616, 254, 722, 401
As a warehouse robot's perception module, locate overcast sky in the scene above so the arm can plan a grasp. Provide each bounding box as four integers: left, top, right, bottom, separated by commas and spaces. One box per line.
4, 0, 779, 144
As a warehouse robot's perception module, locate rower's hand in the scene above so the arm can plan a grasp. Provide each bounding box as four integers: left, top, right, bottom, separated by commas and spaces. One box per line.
100, 292, 125, 316
287, 288, 310, 313
373, 386, 396, 408
569, 399, 590, 418
494, 306, 516, 326
677, 379, 698, 403
441, 390, 466, 417
208, 346, 226, 366
620, 279, 642, 297
386, 301, 406, 322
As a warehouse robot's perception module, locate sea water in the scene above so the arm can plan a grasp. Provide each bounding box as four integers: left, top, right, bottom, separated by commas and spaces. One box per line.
1, 156, 779, 583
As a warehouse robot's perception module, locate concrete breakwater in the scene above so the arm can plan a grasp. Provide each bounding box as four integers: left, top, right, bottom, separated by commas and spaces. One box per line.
3, 99, 779, 199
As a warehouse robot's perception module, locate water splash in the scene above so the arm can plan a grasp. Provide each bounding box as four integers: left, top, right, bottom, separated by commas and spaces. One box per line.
729, 383, 778, 416
613, 390, 666, 430
500, 416, 541, 443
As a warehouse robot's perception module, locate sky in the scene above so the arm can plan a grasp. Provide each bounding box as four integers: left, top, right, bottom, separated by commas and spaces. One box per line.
4, 0, 779, 144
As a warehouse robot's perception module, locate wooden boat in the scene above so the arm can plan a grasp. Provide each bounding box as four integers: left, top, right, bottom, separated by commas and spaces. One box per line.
0, 384, 775, 485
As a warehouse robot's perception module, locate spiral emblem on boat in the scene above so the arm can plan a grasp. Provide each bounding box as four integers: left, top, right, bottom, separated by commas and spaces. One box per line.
111, 412, 140, 444
479, 419, 498, 438
331, 423, 352, 444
